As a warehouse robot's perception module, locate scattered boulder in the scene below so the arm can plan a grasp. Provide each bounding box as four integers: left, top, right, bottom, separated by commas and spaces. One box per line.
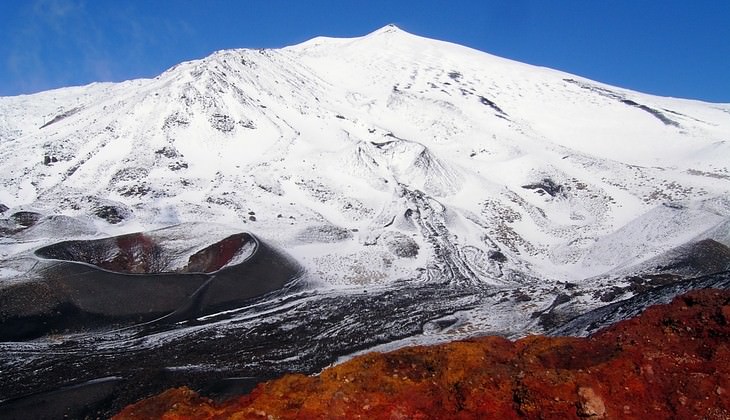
488, 250, 507, 263
577, 387, 606, 418
43, 154, 59, 165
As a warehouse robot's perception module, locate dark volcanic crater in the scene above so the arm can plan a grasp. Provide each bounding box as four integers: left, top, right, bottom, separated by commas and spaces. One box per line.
0, 224, 302, 341
35, 231, 255, 274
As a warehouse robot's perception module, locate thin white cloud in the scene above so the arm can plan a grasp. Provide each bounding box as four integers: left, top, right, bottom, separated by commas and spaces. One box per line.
4, 0, 197, 94
33, 0, 80, 22
4, 0, 116, 93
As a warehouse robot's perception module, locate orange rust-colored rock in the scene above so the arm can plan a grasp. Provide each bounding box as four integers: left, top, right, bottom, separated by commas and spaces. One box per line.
115, 289, 730, 419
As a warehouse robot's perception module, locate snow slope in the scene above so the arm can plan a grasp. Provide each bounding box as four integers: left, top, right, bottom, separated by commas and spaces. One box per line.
1, 24, 729, 287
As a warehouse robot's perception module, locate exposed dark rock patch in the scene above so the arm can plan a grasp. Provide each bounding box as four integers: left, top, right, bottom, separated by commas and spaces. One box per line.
112, 167, 150, 183
382, 232, 420, 258
42, 154, 59, 165
626, 273, 684, 294
532, 293, 574, 330
551, 271, 730, 337
478, 95, 507, 116
154, 146, 180, 158
209, 114, 236, 132
521, 178, 564, 197
162, 113, 190, 130
0, 220, 22, 236
239, 119, 256, 129
93, 205, 129, 224
167, 161, 188, 171
564, 78, 680, 127
371, 140, 395, 149
488, 250, 507, 263
119, 184, 151, 197
447, 71, 462, 81
296, 225, 353, 243
620, 99, 680, 126
39, 107, 82, 129
592, 273, 687, 305
10, 211, 43, 227
654, 239, 730, 276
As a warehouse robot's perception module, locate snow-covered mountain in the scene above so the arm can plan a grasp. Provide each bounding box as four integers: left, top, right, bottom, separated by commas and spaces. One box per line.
2, 25, 728, 288
2, 25, 730, 418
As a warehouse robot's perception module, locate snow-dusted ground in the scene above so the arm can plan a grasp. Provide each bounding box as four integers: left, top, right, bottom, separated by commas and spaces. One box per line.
0, 25, 729, 417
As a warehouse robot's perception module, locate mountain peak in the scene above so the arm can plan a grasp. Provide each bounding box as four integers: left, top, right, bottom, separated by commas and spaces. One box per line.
368, 23, 407, 36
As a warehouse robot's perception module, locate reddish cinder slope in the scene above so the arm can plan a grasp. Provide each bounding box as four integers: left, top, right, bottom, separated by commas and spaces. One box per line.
115, 289, 730, 419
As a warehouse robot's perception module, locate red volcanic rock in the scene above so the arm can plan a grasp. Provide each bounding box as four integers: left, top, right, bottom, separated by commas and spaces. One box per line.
183, 233, 251, 273
115, 289, 730, 419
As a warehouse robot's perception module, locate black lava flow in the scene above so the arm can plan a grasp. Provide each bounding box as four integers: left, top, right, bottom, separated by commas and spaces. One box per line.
0, 277, 485, 419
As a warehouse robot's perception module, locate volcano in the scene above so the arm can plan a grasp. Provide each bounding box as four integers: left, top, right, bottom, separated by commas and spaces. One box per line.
0, 25, 729, 418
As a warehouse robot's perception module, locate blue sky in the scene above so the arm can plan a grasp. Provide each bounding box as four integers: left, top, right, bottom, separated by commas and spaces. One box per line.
1, 0, 728, 102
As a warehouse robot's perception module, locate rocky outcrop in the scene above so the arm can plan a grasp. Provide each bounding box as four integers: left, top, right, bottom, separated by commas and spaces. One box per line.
115, 288, 730, 419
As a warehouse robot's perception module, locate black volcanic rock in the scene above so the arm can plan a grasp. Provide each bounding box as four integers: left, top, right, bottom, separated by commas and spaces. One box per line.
655, 238, 730, 275
93, 205, 129, 224
521, 178, 564, 197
